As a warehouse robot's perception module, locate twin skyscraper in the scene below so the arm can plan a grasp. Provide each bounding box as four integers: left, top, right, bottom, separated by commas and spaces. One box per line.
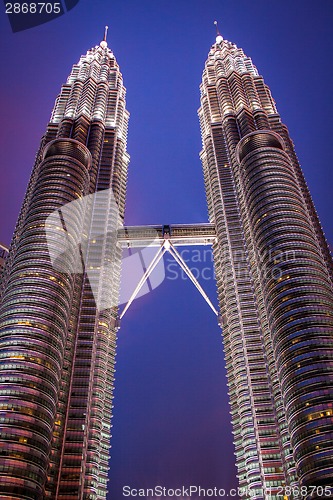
0, 29, 332, 499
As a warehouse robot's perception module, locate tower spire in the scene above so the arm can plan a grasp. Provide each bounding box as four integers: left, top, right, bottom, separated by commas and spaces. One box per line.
104, 25, 108, 42
214, 20, 223, 44
100, 26, 109, 48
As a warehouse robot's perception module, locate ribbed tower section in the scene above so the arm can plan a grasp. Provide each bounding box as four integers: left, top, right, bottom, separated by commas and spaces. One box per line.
0, 38, 129, 499
199, 34, 333, 497
0, 244, 8, 277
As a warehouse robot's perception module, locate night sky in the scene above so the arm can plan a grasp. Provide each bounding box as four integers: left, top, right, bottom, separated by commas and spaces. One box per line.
1, 1, 333, 498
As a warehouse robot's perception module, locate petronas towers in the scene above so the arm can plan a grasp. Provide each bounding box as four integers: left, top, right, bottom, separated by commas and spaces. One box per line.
0, 28, 332, 499
199, 31, 333, 496
0, 36, 128, 498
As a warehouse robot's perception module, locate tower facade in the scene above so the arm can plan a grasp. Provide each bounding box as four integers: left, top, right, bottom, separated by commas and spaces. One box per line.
199, 32, 333, 496
0, 37, 129, 499
0, 29, 333, 500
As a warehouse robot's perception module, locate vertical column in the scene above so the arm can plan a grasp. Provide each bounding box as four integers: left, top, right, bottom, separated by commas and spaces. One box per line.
0, 140, 91, 499
236, 131, 333, 491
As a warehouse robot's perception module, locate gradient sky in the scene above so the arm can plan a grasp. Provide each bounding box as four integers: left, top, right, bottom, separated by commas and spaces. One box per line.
1, 1, 333, 498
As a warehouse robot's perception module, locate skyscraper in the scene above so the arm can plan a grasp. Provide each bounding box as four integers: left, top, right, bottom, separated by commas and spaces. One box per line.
199, 28, 333, 496
0, 34, 129, 499
0, 26, 332, 500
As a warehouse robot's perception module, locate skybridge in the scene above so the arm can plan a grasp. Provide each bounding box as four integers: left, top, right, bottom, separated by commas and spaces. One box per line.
118, 223, 218, 319
118, 223, 217, 248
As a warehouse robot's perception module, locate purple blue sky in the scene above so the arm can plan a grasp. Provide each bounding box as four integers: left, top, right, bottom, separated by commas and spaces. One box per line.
1, 1, 333, 498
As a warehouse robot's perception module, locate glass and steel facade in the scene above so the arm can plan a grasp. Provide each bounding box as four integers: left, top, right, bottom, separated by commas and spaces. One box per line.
199, 35, 333, 497
0, 30, 332, 500
0, 39, 129, 499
